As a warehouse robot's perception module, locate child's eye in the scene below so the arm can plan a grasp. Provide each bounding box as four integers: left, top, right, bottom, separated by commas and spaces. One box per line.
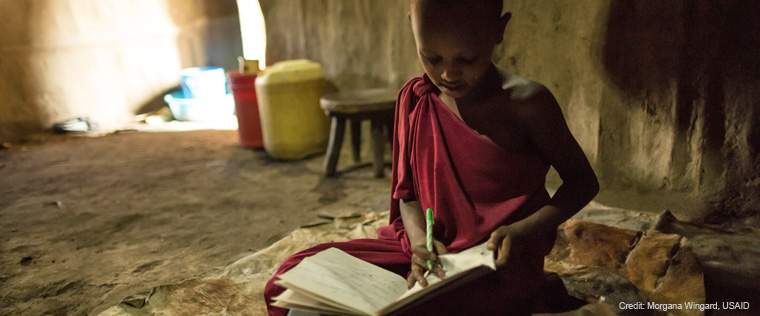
426, 57, 442, 65
458, 57, 476, 65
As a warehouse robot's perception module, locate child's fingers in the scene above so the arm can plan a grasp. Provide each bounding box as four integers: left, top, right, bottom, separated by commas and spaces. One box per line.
408, 264, 428, 288
412, 251, 435, 267
430, 263, 446, 279
412, 245, 438, 262
406, 273, 416, 289
433, 240, 449, 255
486, 226, 508, 251
409, 242, 448, 287
494, 235, 513, 267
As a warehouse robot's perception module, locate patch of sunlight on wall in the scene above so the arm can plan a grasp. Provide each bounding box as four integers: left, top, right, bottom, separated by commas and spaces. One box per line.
236, 0, 266, 70
27, 0, 185, 130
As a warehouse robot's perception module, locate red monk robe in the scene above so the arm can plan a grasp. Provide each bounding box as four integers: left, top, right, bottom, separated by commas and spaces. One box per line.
264, 75, 555, 316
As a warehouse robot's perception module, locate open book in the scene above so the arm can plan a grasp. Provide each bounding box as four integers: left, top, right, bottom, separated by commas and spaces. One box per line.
272, 243, 496, 316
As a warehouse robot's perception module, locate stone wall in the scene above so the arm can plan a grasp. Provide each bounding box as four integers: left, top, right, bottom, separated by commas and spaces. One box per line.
260, 0, 759, 219
0, 0, 242, 140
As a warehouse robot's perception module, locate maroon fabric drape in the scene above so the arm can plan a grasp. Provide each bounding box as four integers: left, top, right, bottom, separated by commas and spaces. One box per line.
380, 74, 553, 256
264, 75, 553, 316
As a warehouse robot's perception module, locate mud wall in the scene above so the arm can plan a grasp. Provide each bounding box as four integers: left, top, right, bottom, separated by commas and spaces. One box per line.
259, 0, 421, 91
259, 0, 759, 218
0, 0, 242, 140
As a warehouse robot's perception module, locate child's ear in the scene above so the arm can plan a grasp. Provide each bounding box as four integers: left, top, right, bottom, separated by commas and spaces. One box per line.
494, 12, 512, 44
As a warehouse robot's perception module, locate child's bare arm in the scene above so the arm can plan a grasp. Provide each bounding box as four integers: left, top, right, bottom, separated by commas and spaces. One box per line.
399, 199, 427, 251
524, 85, 599, 225
487, 85, 599, 266
399, 199, 447, 287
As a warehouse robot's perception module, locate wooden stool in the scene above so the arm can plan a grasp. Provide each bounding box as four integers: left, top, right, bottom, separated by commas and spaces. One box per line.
320, 88, 397, 178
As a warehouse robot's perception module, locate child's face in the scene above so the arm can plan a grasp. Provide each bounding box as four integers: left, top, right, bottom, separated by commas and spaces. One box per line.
410, 2, 506, 99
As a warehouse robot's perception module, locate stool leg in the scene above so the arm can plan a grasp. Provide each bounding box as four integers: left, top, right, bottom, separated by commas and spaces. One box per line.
324, 116, 345, 177
371, 118, 385, 178
384, 113, 394, 145
350, 119, 361, 163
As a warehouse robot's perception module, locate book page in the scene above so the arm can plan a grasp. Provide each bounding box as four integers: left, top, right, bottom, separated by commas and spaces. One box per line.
377, 243, 495, 314
276, 279, 364, 315
436, 242, 496, 274
272, 289, 355, 315
275, 247, 408, 316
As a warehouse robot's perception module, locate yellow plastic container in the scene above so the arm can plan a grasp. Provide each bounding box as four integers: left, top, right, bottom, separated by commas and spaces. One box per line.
255, 60, 330, 159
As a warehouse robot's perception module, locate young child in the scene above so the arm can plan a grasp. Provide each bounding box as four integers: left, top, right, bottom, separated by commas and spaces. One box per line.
264, 0, 599, 315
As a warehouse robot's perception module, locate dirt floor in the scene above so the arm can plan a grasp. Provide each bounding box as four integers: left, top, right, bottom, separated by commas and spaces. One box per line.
0, 128, 394, 316
1, 128, 757, 316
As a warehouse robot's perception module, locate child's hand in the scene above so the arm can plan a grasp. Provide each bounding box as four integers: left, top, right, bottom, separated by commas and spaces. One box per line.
407, 240, 448, 289
486, 224, 531, 268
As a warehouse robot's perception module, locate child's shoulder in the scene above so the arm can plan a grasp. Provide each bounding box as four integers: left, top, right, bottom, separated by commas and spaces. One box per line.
495, 66, 551, 102
495, 66, 558, 119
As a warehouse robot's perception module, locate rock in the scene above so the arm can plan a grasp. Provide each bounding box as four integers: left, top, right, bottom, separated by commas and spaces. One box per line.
653, 210, 678, 231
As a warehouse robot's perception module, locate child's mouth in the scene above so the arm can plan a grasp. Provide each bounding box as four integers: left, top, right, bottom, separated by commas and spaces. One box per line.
440, 83, 465, 93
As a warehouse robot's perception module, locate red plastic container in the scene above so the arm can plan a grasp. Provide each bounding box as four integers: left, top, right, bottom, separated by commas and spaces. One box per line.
227, 70, 264, 148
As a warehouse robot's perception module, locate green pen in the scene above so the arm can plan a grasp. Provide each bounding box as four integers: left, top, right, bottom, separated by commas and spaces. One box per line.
426, 208, 434, 270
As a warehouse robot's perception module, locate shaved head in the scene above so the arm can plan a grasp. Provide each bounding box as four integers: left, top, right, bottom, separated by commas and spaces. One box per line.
411, 0, 504, 23
408, 0, 510, 98
409, 0, 508, 46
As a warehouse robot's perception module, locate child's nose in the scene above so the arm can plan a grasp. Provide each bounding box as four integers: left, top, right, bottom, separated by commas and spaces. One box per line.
441, 63, 463, 82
